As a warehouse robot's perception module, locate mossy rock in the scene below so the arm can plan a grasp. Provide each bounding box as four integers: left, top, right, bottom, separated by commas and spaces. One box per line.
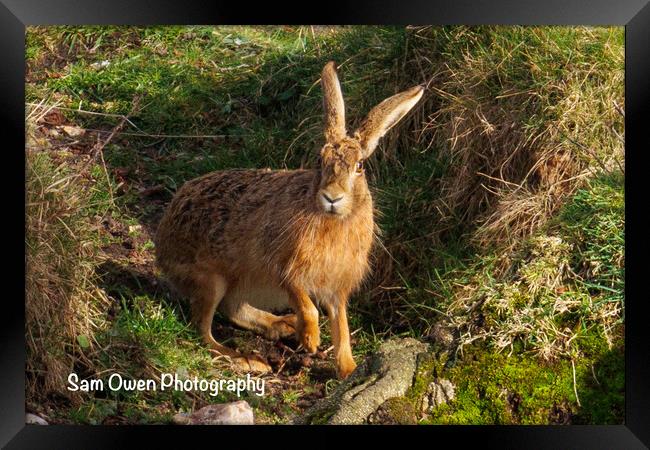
294, 337, 433, 425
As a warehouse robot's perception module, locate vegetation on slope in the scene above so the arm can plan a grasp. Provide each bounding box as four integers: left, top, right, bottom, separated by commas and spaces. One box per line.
25, 25, 624, 424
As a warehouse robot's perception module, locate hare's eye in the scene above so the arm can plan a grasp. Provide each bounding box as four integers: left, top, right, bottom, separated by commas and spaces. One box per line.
355, 160, 364, 174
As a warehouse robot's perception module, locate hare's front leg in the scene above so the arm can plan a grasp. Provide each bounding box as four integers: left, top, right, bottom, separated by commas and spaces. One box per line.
324, 294, 356, 379
285, 285, 320, 353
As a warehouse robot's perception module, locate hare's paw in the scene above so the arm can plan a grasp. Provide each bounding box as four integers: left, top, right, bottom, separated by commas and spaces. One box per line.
232, 354, 272, 373
297, 319, 320, 354
267, 314, 297, 340
336, 356, 357, 379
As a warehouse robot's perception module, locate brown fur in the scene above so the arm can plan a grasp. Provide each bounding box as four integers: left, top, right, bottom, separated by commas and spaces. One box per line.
155, 61, 424, 378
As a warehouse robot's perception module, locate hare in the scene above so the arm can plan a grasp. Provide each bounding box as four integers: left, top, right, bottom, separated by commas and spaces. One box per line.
155, 61, 423, 379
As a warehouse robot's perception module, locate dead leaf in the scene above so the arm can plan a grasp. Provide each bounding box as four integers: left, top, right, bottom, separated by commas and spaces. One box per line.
42, 110, 65, 126
61, 125, 85, 137
128, 225, 142, 235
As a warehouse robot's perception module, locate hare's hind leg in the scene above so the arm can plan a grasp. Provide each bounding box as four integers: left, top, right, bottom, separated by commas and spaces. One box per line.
222, 278, 320, 353
188, 271, 229, 353
219, 281, 296, 341
185, 270, 271, 373
219, 299, 296, 341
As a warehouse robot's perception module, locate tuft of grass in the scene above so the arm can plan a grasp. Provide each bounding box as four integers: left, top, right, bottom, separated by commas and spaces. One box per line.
26, 110, 111, 407
398, 26, 624, 251
440, 170, 624, 363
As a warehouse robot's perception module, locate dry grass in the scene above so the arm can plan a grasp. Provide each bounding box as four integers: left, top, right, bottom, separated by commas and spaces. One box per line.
446, 233, 622, 362
341, 26, 626, 364
383, 26, 624, 253
25, 104, 110, 406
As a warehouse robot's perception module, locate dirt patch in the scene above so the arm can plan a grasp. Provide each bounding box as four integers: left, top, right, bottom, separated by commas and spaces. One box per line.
548, 401, 573, 425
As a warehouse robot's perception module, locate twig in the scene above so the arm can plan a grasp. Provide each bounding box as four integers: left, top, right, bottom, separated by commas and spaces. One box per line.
82, 128, 229, 139
557, 129, 613, 175
475, 171, 521, 188
98, 137, 115, 209
87, 110, 129, 162
610, 124, 625, 145
273, 340, 300, 376
591, 364, 601, 386
26, 98, 62, 123
613, 100, 625, 118
77, 97, 141, 177
26, 102, 146, 135
25, 102, 234, 140
323, 328, 363, 354
571, 358, 581, 407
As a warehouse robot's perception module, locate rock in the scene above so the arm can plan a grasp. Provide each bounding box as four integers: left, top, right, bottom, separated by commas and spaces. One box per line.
428, 322, 455, 349
61, 125, 85, 137
294, 337, 429, 425
90, 60, 111, 70
420, 378, 455, 416
172, 401, 254, 425
26, 413, 48, 425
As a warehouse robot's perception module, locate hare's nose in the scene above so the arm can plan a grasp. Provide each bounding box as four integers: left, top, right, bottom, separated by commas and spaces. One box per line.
322, 193, 343, 204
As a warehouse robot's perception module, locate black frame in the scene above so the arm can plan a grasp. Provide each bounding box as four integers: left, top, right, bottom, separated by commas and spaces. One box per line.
5, 1, 649, 448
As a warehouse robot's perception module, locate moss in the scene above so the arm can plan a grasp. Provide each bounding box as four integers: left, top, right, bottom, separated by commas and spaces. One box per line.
424, 349, 569, 424
406, 352, 447, 408
370, 397, 418, 425
407, 354, 435, 403
424, 328, 623, 425
573, 345, 624, 424
309, 408, 337, 425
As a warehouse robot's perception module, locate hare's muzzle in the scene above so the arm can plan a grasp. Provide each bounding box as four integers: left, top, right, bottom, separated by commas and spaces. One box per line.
319, 190, 348, 216
322, 193, 343, 204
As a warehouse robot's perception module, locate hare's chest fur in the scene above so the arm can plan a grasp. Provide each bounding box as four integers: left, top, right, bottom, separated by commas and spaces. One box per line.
227, 210, 374, 312
286, 211, 374, 300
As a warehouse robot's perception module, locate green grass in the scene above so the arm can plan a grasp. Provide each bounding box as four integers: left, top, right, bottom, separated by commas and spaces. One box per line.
58, 291, 263, 424
26, 25, 624, 425
559, 171, 625, 311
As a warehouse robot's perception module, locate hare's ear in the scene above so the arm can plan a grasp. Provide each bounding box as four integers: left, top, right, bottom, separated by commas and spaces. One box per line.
355, 85, 424, 158
321, 61, 347, 143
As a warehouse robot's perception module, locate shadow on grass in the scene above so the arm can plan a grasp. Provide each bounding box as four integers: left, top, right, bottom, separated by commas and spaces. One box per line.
573, 344, 625, 424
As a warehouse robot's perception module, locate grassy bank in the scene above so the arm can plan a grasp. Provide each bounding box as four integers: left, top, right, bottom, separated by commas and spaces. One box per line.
25, 25, 624, 424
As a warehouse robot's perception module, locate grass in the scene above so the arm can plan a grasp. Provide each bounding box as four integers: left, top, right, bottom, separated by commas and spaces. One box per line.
25, 25, 624, 424
62, 294, 232, 425
420, 172, 624, 424
25, 107, 113, 411
438, 172, 624, 360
